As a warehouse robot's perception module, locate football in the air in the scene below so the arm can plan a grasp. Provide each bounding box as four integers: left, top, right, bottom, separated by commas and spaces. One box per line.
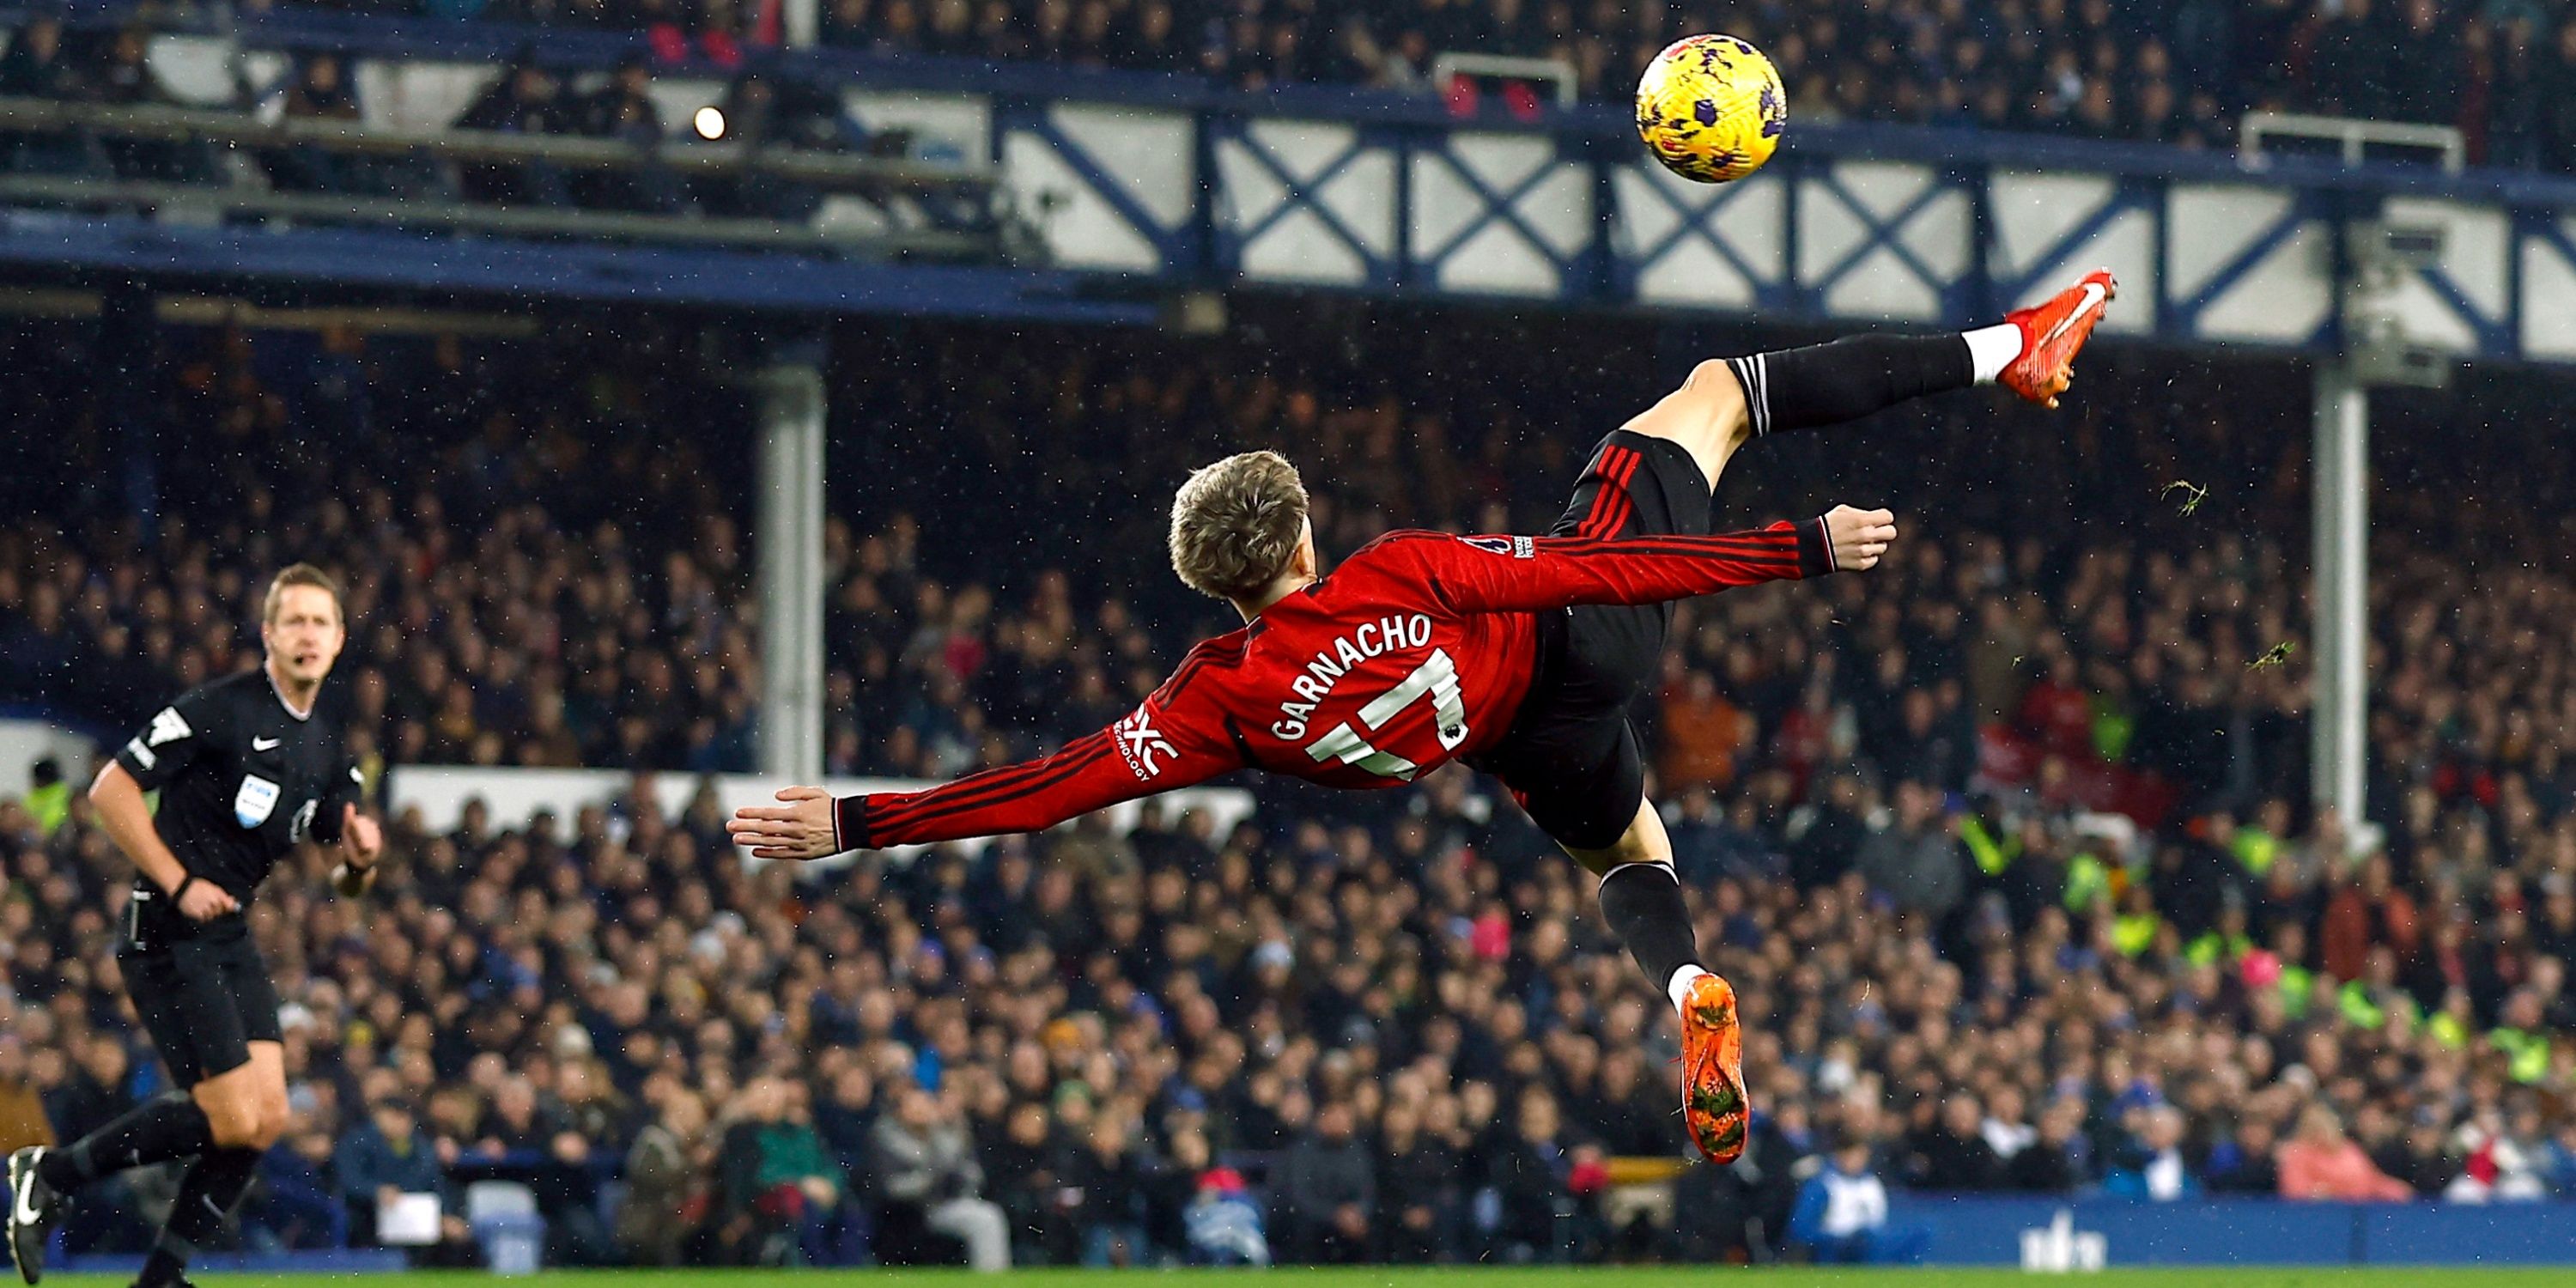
1635, 33, 1788, 184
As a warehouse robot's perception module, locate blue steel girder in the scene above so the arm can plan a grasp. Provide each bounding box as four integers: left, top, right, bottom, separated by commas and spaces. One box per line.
2413, 261, 2512, 356
1798, 159, 1978, 318
2167, 188, 2336, 348
1413, 132, 1595, 294
1619, 165, 1795, 313
1000, 97, 1200, 273
1212, 117, 1399, 287
1988, 173, 2160, 311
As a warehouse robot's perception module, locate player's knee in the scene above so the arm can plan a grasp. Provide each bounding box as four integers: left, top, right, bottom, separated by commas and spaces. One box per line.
1684, 357, 1740, 397
197, 1092, 264, 1149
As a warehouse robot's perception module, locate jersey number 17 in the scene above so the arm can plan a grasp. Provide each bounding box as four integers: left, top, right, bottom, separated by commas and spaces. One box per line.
1303, 649, 1468, 783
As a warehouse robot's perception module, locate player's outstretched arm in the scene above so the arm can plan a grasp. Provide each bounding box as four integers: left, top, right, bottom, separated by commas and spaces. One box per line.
1407, 506, 1895, 615
729, 704, 1242, 859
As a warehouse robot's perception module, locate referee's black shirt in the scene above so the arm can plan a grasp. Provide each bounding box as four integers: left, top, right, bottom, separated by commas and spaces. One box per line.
112, 667, 362, 944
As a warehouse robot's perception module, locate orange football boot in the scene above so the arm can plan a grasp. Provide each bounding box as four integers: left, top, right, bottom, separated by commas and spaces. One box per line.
2000, 268, 2118, 409
1679, 972, 1749, 1163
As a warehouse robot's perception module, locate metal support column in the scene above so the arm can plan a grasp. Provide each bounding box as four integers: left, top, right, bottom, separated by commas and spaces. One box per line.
2312, 361, 2368, 824
783, 0, 818, 48
756, 355, 827, 781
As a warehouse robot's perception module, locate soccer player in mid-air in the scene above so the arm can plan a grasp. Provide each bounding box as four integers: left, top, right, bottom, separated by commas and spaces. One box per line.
731, 270, 2117, 1163
8, 566, 381, 1288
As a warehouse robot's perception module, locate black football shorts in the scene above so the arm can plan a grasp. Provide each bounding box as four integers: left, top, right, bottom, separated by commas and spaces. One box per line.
121, 923, 283, 1087
1470, 428, 1715, 850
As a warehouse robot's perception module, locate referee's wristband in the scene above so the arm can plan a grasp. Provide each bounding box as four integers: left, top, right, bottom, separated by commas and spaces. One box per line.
170, 872, 200, 901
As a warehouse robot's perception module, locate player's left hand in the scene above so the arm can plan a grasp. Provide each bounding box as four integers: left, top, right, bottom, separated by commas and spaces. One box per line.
1823, 505, 1899, 570
726, 786, 844, 860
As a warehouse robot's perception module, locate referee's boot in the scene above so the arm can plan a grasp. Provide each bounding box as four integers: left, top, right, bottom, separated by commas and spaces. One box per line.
5, 1146, 63, 1285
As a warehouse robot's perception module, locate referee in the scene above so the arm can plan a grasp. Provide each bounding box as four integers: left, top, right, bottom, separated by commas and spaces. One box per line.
7, 565, 382, 1288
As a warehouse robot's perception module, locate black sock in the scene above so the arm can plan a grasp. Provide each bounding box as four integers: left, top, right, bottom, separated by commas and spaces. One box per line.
1596, 861, 1703, 991
39, 1092, 212, 1190
140, 1147, 260, 1285
1725, 333, 1975, 436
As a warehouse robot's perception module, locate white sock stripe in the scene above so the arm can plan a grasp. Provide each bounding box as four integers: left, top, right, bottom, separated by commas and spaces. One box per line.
1601, 860, 1679, 884
1754, 353, 1771, 434
1727, 355, 1770, 436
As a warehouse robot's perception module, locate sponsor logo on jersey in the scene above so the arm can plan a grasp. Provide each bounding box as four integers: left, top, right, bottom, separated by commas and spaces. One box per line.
1114, 708, 1176, 780
1461, 535, 1535, 559
252, 736, 283, 752
234, 775, 282, 829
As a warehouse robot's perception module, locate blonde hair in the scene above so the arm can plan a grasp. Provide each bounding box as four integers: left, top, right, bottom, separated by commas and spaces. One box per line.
1168, 451, 1309, 603
263, 563, 343, 625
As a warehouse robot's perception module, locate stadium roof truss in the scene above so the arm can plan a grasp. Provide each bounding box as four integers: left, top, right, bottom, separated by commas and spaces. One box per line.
8, 5, 2575, 361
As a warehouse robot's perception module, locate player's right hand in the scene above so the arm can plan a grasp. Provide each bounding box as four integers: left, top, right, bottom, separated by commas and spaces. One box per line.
1824, 505, 1898, 570
175, 875, 238, 920
726, 786, 846, 860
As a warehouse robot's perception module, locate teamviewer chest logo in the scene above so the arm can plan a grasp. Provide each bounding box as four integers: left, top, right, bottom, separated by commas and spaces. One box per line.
1115, 708, 1176, 780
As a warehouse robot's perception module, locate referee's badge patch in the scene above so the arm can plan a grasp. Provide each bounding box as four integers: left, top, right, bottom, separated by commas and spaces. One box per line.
234, 775, 281, 829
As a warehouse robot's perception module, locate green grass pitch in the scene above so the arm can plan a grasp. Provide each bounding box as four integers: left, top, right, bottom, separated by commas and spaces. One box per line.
43, 1270, 2576, 1287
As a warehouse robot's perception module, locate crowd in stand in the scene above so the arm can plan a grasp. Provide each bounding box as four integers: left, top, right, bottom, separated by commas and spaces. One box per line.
14, 3, 2576, 179
261, 0, 2576, 174
0, 318, 762, 773
3, 310, 2576, 1265
0, 18, 856, 216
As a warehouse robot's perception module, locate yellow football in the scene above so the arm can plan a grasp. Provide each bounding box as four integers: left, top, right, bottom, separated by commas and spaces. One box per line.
1636, 34, 1788, 184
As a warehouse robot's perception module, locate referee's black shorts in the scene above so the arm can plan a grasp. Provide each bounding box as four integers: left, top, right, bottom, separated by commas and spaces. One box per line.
1470, 428, 1714, 851
120, 926, 282, 1088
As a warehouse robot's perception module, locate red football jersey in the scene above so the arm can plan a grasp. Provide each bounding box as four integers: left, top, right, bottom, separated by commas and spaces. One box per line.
835, 521, 1832, 848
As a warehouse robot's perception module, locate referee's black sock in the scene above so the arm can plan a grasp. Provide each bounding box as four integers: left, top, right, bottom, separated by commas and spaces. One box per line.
38, 1091, 212, 1190
139, 1147, 259, 1287
1722, 332, 1979, 437
1596, 860, 1704, 997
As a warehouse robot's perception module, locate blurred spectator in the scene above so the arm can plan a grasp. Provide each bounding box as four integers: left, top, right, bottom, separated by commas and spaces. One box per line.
1273, 1099, 1374, 1263
253, 1119, 350, 1250
616, 1091, 711, 1264
1854, 781, 1969, 927
1060, 1115, 1148, 1266
2102, 1105, 2198, 1202
454, 55, 576, 207
870, 1086, 1010, 1270
1789, 1134, 1929, 1265
1183, 1164, 1269, 1266
2278, 1105, 2414, 1201
0, 1039, 52, 1154
714, 1076, 844, 1265
573, 53, 685, 212
337, 1098, 446, 1247
1911, 1092, 2005, 1190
